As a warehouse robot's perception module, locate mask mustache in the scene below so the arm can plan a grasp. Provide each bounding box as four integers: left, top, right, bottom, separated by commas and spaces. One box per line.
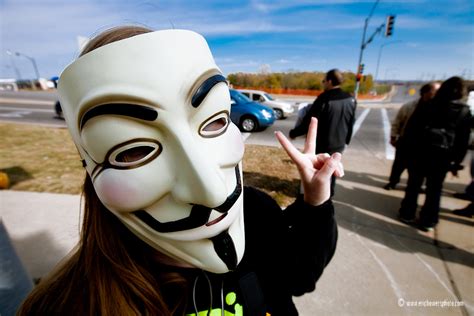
132, 165, 242, 233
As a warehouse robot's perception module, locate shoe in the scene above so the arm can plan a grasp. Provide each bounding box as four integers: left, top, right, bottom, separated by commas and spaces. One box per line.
398, 215, 416, 225
417, 219, 436, 232
418, 224, 434, 232
384, 183, 396, 190
453, 192, 471, 201
453, 204, 474, 218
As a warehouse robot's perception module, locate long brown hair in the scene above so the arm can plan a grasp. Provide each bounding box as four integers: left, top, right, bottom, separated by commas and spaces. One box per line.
17, 26, 188, 316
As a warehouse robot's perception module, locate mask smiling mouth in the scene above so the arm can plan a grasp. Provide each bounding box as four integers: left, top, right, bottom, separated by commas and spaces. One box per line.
206, 212, 228, 227
133, 165, 241, 233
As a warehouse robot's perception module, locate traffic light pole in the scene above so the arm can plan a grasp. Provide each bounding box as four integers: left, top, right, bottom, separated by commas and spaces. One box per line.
354, 0, 380, 99
354, 19, 368, 99
375, 40, 401, 81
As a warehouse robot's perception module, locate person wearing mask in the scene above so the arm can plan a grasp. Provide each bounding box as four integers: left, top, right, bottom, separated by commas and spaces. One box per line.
18, 26, 343, 316
384, 82, 440, 190
399, 77, 471, 231
289, 69, 356, 197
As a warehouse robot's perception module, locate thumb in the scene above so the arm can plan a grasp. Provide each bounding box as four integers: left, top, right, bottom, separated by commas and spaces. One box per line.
316, 152, 342, 181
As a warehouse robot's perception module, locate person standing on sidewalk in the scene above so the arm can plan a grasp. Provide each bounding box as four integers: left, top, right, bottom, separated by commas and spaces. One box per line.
384, 82, 440, 190
18, 25, 343, 316
290, 69, 356, 197
399, 77, 472, 231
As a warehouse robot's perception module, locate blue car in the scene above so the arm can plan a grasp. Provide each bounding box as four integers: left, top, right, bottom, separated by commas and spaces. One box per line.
229, 89, 275, 132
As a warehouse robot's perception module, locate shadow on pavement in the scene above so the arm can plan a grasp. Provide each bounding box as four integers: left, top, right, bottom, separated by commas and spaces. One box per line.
334, 171, 474, 269
342, 170, 473, 227
343, 169, 467, 196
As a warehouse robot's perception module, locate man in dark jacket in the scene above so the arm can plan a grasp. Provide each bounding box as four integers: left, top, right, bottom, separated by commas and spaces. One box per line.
384, 82, 440, 190
399, 77, 471, 231
290, 69, 356, 196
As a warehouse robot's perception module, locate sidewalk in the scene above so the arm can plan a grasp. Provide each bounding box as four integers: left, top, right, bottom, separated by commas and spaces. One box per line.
1, 147, 473, 315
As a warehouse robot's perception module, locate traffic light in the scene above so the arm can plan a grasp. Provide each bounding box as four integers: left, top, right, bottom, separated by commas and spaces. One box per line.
385, 15, 396, 37
358, 63, 365, 74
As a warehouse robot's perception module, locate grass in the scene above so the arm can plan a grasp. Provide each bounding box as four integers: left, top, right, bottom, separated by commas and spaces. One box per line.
0, 122, 300, 206
0, 123, 85, 194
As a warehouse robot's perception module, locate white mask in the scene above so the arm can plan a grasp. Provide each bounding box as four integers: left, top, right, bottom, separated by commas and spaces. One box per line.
58, 29, 245, 273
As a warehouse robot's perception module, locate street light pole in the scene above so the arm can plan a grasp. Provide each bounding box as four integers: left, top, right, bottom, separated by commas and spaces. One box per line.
354, 0, 380, 99
5, 50, 22, 79
14, 51, 40, 79
375, 40, 402, 82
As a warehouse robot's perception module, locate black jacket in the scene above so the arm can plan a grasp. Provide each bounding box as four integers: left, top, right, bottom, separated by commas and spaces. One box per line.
290, 88, 357, 154
184, 187, 338, 316
404, 99, 471, 166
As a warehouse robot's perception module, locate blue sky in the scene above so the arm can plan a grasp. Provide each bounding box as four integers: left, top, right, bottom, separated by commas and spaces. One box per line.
0, 0, 473, 81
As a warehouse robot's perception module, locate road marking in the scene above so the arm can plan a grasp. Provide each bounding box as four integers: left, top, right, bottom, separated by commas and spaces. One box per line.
345, 203, 405, 301
385, 224, 464, 305
353, 108, 370, 137
357, 234, 405, 300
381, 108, 395, 160
0, 111, 32, 118
0, 98, 54, 106
0, 106, 54, 113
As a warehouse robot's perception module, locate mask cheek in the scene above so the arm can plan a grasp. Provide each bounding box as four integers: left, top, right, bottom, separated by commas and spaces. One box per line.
93, 166, 172, 212
219, 124, 245, 165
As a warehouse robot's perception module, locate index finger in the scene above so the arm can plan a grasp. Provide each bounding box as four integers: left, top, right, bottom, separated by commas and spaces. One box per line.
303, 117, 318, 154
275, 131, 306, 166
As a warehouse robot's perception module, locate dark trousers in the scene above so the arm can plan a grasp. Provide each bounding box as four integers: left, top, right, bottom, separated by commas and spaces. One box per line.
330, 175, 336, 197
388, 142, 408, 186
399, 157, 449, 226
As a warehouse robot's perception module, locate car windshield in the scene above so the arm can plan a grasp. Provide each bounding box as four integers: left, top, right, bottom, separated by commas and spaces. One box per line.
231, 90, 252, 103
264, 93, 275, 101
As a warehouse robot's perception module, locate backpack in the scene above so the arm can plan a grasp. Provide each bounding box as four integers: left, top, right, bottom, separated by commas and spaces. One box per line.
422, 101, 470, 152
423, 126, 456, 150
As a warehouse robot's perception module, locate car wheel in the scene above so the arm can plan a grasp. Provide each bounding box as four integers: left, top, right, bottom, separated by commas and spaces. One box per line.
240, 116, 258, 132
274, 109, 283, 120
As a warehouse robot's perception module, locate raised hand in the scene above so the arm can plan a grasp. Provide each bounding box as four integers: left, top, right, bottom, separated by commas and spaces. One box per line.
275, 117, 344, 206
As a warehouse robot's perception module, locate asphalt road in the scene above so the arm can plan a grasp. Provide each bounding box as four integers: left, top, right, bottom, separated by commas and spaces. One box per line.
0, 91, 64, 127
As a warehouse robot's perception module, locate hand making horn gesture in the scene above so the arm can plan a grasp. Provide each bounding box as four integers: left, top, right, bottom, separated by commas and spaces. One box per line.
275, 117, 344, 206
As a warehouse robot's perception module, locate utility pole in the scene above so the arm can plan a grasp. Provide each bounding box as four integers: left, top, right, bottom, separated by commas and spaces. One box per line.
6, 50, 21, 79
354, 0, 380, 98
375, 40, 402, 82
14, 51, 40, 79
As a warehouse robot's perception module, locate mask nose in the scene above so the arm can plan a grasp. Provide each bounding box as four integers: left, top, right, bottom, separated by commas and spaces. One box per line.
171, 134, 230, 208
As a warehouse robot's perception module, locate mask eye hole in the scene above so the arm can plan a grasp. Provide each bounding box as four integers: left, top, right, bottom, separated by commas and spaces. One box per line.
199, 112, 230, 138
108, 140, 162, 168
203, 117, 227, 132
116, 146, 154, 163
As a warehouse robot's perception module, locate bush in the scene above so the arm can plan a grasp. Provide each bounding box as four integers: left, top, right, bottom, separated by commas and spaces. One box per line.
228, 71, 375, 95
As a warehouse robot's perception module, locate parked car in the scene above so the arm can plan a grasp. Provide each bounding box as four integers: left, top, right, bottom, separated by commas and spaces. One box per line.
51, 76, 64, 120
229, 89, 275, 132
237, 89, 294, 120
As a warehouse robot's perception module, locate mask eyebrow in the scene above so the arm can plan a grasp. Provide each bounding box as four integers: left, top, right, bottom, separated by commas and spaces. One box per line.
191, 74, 227, 108
80, 103, 158, 130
